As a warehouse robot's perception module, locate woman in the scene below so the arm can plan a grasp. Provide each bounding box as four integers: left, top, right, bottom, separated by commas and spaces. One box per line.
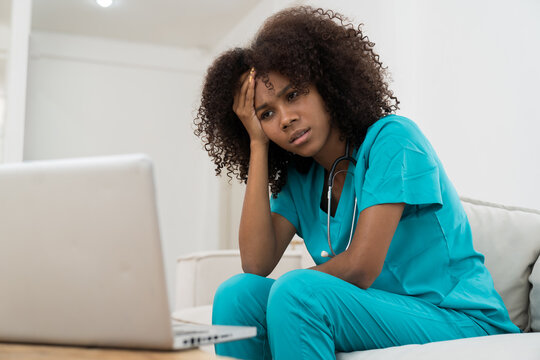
194, 6, 519, 359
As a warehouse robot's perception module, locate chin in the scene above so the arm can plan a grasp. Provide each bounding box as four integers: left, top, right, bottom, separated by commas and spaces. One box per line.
292, 153, 311, 159
291, 146, 318, 158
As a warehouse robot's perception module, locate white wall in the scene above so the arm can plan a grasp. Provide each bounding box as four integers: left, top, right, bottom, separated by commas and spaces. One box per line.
24, 31, 221, 305
0, 24, 8, 161
2, 0, 31, 163
0, 24, 7, 80
294, 0, 540, 210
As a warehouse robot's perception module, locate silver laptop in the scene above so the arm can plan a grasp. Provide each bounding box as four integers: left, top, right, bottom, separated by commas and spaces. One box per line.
0, 154, 255, 350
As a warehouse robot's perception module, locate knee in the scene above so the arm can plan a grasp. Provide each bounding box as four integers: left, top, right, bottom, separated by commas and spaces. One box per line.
214, 273, 265, 305
268, 269, 318, 311
213, 273, 273, 321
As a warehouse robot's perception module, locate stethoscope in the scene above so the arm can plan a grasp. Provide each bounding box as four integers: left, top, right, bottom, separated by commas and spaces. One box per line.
320, 140, 358, 258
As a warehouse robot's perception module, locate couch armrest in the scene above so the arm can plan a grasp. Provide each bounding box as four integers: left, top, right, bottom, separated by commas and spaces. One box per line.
530, 254, 540, 332
174, 248, 304, 311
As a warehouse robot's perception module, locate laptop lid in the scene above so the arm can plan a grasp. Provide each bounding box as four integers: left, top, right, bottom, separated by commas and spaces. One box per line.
0, 154, 177, 349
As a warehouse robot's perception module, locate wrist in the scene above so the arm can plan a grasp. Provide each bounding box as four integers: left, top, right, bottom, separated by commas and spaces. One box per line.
250, 139, 269, 150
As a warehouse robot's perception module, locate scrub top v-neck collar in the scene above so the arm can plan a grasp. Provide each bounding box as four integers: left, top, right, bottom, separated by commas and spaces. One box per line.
316, 149, 357, 219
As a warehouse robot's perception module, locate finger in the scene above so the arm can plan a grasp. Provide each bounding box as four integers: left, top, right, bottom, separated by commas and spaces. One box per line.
237, 69, 255, 113
233, 71, 250, 110
233, 69, 255, 118
245, 70, 256, 110
239, 70, 250, 84
238, 70, 251, 95
241, 68, 255, 106
237, 78, 249, 109
235, 70, 252, 110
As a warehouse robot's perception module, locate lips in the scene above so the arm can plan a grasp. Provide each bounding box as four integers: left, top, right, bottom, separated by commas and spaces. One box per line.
289, 128, 310, 143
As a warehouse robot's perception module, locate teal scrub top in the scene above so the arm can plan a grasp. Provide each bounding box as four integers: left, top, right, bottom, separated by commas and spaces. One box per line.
270, 114, 520, 334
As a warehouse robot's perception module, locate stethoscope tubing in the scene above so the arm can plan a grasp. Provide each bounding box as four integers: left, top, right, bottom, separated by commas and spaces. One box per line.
324, 140, 357, 258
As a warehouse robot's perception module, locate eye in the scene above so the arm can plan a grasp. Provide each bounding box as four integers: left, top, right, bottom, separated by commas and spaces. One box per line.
287, 91, 299, 101
259, 110, 274, 120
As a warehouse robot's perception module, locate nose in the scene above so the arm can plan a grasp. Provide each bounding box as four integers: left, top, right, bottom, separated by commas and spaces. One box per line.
280, 108, 297, 131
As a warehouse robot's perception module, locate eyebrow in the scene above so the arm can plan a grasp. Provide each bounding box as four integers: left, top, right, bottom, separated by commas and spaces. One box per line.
255, 84, 292, 112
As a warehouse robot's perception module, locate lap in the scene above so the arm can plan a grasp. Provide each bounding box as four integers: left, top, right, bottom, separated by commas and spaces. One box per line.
267, 269, 490, 351
214, 269, 491, 352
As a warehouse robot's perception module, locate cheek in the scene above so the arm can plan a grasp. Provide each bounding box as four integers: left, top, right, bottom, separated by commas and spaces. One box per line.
259, 122, 273, 137
260, 121, 281, 143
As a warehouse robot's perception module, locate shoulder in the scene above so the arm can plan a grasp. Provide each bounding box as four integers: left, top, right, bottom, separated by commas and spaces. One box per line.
367, 115, 424, 142
355, 115, 438, 171
360, 115, 430, 154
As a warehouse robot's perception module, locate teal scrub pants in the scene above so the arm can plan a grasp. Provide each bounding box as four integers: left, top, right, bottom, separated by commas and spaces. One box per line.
213, 269, 503, 359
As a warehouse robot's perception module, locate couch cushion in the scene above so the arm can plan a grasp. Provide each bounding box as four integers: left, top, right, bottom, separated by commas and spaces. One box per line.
336, 333, 540, 360
461, 197, 540, 331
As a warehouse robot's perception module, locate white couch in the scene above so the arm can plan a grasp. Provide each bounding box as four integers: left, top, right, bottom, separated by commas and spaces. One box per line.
173, 197, 540, 359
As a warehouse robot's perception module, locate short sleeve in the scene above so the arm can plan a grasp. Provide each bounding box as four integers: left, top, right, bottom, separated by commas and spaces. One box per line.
358, 121, 443, 213
270, 179, 301, 235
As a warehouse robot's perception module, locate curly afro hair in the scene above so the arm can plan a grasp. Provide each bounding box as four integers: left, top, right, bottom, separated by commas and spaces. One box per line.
194, 6, 399, 196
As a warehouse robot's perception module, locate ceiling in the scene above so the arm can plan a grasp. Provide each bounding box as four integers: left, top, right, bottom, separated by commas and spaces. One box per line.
2, 0, 263, 50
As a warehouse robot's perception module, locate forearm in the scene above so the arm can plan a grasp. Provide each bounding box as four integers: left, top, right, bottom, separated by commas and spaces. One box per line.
309, 251, 376, 289
309, 203, 405, 289
238, 141, 277, 276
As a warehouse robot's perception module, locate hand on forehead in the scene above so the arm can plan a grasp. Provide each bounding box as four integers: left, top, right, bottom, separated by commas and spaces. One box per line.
254, 72, 292, 105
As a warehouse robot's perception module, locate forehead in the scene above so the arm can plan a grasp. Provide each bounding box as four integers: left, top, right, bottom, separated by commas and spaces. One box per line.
254, 72, 290, 100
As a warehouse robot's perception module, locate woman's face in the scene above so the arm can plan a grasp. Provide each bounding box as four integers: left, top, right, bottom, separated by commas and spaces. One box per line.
253, 71, 335, 158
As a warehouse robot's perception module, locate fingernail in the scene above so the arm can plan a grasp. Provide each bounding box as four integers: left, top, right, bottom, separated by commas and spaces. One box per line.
250, 67, 255, 74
